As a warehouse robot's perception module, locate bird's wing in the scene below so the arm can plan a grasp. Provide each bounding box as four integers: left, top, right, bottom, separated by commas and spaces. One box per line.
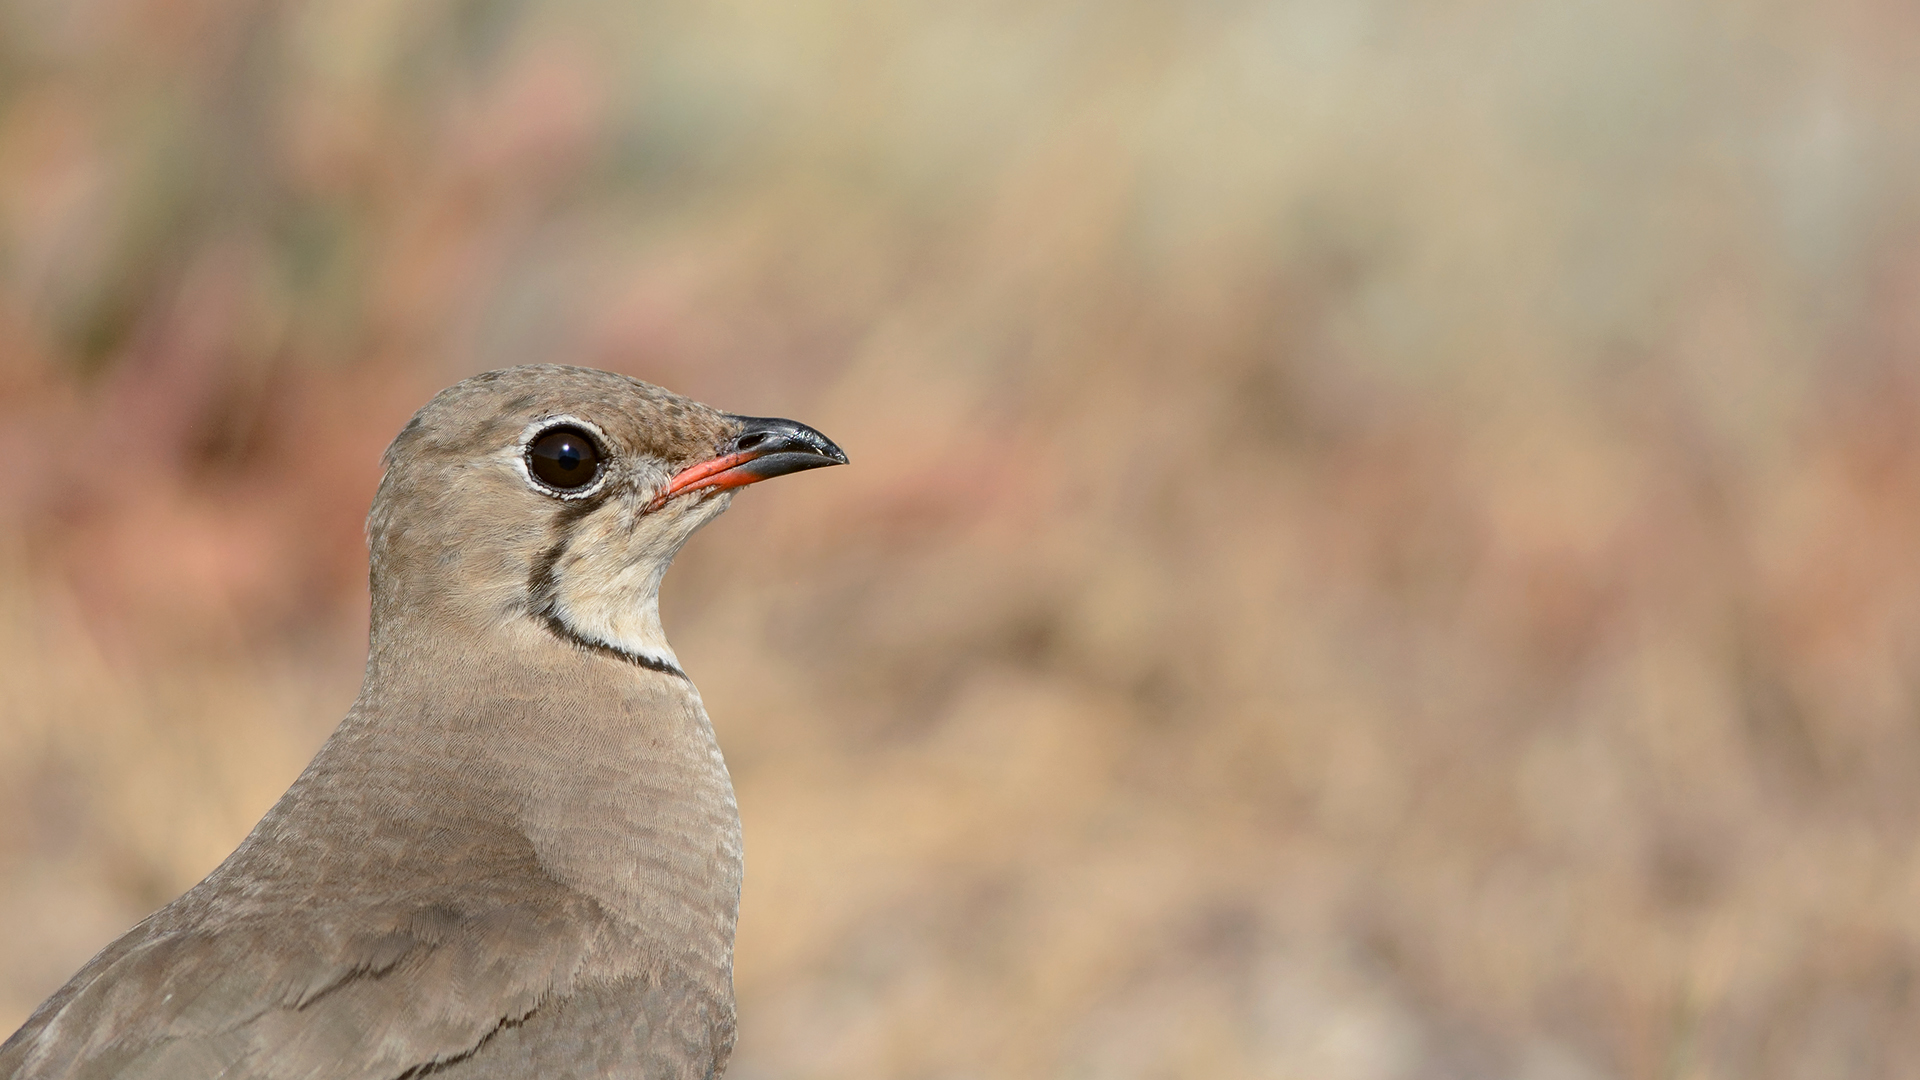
0, 895, 606, 1080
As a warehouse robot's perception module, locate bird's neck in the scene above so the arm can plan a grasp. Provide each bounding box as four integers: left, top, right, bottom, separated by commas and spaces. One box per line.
349, 620, 744, 989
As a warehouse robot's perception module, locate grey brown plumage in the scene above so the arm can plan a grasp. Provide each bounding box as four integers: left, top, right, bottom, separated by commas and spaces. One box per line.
0, 365, 846, 1080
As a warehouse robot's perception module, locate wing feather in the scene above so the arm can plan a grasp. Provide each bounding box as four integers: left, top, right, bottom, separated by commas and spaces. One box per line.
1, 895, 602, 1080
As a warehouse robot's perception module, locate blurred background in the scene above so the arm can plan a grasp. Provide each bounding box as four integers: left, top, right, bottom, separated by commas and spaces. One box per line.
2, 1, 1920, 1077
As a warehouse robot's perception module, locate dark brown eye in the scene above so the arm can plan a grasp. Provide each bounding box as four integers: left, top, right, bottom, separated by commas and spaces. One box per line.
527, 426, 602, 491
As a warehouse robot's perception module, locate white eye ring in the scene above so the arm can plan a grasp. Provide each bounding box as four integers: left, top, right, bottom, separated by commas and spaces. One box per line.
515, 415, 614, 499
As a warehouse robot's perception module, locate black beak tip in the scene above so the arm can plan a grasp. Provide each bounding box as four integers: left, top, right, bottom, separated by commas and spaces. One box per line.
728, 415, 848, 478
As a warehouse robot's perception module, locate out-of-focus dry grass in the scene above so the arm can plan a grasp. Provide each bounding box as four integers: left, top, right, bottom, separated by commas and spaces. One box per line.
5, 2, 1920, 1077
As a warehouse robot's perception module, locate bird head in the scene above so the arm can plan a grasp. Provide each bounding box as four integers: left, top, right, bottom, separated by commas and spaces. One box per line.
365, 365, 846, 671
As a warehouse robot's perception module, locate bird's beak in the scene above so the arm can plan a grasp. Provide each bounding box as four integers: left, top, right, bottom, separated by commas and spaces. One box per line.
653, 416, 848, 509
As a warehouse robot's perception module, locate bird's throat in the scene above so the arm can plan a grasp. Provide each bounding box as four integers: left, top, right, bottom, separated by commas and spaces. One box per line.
542, 593, 683, 677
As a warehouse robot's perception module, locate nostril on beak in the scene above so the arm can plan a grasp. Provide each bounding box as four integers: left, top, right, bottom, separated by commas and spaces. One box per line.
724, 418, 846, 464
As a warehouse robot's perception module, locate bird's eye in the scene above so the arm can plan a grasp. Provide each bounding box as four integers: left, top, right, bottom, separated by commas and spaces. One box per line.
527, 426, 602, 491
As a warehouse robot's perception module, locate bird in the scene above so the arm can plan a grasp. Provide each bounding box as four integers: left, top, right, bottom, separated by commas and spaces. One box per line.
0, 364, 847, 1080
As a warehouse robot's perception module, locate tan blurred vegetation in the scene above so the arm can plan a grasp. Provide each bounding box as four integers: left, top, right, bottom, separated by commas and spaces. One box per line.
4, 1, 1920, 1076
